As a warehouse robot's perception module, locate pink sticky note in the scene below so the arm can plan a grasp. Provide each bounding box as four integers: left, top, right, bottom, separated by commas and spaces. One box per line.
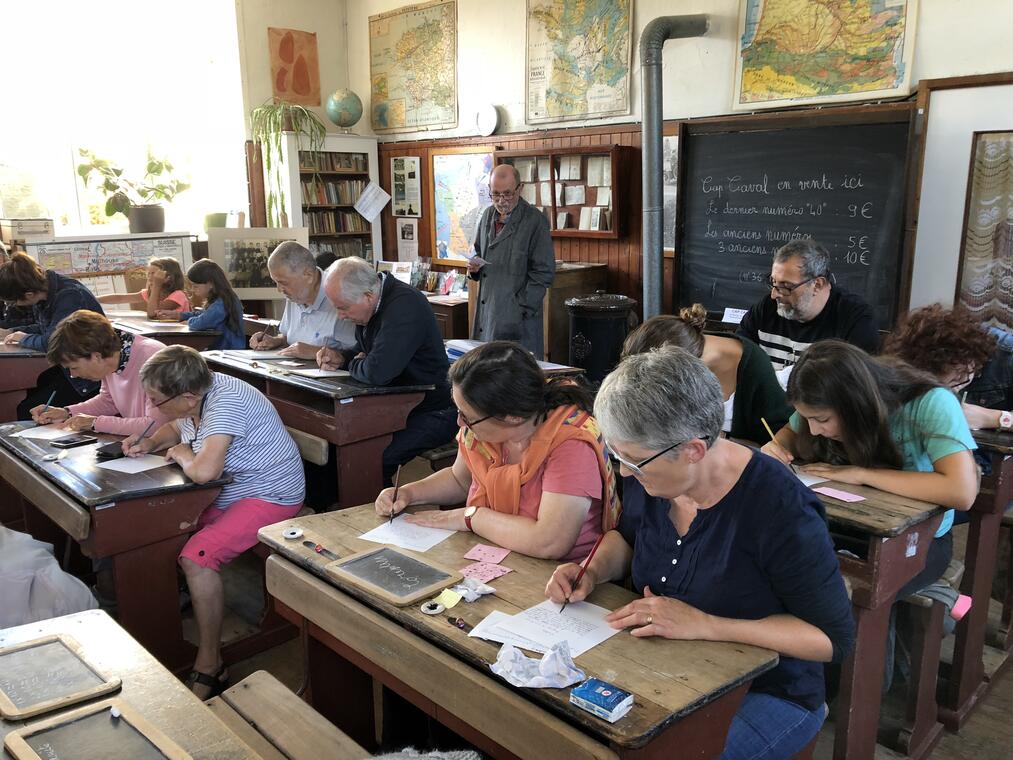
464, 543, 511, 564
813, 486, 866, 503
460, 562, 512, 583
951, 594, 972, 621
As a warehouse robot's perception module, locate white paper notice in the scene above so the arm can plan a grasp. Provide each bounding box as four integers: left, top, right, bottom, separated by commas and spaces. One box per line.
360, 518, 454, 552
539, 182, 551, 206
396, 219, 419, 261
291, 368, 351, 378
12, 425, 72, 441
537, 158, 551, 181
595, 187, 611, 206
488, 600, 620, 658
564, 185, 586, 206
520, 184, 537, 205
721, 307, 748, 325
96, 455, 170, 474
353, 181, 392, 222
587, 156, 605, 186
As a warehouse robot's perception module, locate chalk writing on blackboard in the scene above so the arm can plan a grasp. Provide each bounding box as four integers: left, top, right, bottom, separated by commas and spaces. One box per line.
326, 546, 463, 606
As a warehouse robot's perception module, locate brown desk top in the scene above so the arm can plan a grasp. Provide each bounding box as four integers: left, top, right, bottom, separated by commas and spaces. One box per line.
0, 345, 46, 358
0, 610, 254, 759
260, 506, 778, 749
204, 350, 433, 401
814, 479, 944, 538
0, 423, 229, 510
972, 428, 1013, 455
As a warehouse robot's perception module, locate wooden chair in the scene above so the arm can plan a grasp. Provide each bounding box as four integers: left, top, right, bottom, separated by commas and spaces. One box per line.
420, 441, 457, 472
287, 427, 329, 466
206, 670, 369, 759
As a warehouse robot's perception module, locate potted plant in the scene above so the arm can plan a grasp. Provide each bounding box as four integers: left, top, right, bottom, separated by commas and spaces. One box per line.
76, 149, 190, 233
249, 100, 327, 227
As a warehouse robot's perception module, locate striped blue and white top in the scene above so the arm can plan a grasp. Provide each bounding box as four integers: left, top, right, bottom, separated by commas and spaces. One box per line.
177, 372, 305, 509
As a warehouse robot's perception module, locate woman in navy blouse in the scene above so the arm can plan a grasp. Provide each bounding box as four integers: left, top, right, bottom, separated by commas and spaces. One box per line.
546, 346, 854, 759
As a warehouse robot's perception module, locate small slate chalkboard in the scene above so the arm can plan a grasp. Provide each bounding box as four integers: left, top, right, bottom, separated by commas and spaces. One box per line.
4, 698, 191, 760
325, 547, 463, 605
0, 635, 121, 720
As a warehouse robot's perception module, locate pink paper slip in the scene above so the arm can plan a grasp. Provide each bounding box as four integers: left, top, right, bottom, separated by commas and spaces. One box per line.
464, 543, 511, 564
813, 486, 866, 503
460, 562, 513, 583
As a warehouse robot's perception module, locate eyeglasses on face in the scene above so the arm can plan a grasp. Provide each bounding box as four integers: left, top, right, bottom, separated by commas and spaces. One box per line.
605, 436, 711, 478
149, 393, 180, 408
456, 407, 493, 429
767, 275, 817, 295
490, 187, 520, 199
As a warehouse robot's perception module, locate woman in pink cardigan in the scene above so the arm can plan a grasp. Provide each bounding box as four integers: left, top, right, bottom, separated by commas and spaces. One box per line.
30, 310, 169, 434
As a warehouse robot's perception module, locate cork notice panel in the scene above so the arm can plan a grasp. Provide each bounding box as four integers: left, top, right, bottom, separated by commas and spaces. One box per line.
325, 546, 462, 606
4, 698, 191, 760
0, 635, 121, 720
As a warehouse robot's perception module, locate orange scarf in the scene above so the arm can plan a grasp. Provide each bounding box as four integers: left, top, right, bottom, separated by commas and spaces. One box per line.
458, 405, 621, 532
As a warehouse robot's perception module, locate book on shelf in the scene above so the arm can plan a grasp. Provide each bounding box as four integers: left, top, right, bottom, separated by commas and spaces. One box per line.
578, 207, 592, 230
309, 238, 367, 258
304, 209, 369, 235
301, 178, 367, 206
298, 151, 368, 173
556, 212, 570, 229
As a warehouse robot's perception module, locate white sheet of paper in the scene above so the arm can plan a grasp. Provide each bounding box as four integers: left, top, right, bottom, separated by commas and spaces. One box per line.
795, 470, 829, 488
488, 600, 620, 658
537, 158, 551, 181
595, 187, 611, 206
12, 425, 73, 441
359, 518, 454, 552
516, 160, 536, 183
223, 350, 284, 360
539, 182, 551, 205
353, 181, 392, 222
96, 454, 170, 474
520, 184, 537, 204
587, 156, 604, 186
578, 207, 592, 230
721, 307, 748, 325
291, 368, 351, 378
470, 610, 548, 653
564, 185, 586, 206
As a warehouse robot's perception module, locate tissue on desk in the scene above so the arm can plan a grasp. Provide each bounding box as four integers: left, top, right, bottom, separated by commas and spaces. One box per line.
450, 577, 496, 602
489, 641, 585, 688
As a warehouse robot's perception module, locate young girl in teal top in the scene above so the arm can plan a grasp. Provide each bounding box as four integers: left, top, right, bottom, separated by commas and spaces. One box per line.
158, 260, 245, 350
762, 340, 977, 596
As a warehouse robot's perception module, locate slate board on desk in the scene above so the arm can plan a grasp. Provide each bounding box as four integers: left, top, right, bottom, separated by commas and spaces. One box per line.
0, 635, 121, 720
4, 698, 190, 760
676, 118, 912, 329
325, 546, 462, 606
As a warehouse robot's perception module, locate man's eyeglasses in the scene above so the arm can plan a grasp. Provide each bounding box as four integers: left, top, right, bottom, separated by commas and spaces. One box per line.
605, 436, 711, 478
490, 187, 519, 200
456, 408, 493, 430
767, 276, 817, 296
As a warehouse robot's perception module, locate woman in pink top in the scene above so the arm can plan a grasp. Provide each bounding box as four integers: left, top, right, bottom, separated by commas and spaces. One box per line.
98, 257, 191, 318
30, 310, 170, 435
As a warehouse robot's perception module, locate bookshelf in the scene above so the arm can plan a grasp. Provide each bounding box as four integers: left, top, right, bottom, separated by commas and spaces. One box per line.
494, 145, 631, 240
271, 133, 382, 262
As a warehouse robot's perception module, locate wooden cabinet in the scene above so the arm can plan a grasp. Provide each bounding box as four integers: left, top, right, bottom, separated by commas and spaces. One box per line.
468, 261, 608, 362
494, 146, 631, 239
427, 296, 469, 340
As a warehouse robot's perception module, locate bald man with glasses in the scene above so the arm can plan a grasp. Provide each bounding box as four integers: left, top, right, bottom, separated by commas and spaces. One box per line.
737, 239, 879, 387
469, 163, 555, 358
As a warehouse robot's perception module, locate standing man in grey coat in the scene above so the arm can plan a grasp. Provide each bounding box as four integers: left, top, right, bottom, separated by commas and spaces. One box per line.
469, 164, 555, 358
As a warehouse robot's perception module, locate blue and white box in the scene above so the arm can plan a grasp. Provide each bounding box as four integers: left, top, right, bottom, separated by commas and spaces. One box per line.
569, 678, 634, 723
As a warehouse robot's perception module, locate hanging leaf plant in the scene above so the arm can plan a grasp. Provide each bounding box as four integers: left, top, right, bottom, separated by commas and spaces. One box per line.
249, 100, 327, 227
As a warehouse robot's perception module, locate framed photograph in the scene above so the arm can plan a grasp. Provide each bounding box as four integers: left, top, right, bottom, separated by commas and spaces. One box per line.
955, 130, 1013, 330
427, 147, 495, 264
662, 130, 679, 252
732, 0, 918, 111
207, 228, 308, 299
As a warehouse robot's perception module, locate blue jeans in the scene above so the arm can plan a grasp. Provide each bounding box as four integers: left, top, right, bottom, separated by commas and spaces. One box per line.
719, 692, 825, 760
382, 406, 459, 486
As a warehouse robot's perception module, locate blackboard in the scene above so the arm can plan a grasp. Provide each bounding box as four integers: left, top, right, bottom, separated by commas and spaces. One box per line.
326, 547, 462, 606
4, 699, 190, 760
676, 118, 912, 328
0, 636, 120, 720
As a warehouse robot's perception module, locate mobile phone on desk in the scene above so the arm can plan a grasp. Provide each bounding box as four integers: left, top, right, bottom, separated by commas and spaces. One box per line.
50, 434, 98, 449
95, 440, 125, 459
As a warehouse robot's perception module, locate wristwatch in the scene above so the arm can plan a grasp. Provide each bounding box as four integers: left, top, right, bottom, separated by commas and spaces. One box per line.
999, 410, 1013, 431
463, 505, 479, 532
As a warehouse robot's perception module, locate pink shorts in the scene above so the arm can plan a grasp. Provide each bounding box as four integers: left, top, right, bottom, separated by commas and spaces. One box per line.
179, 498, 303, 571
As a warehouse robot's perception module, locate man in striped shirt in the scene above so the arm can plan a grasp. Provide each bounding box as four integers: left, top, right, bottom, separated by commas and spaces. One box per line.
738, 239, 879, 387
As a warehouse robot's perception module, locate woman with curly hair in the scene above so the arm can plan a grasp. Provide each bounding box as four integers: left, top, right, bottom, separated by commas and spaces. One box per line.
883, 304, 1010, 432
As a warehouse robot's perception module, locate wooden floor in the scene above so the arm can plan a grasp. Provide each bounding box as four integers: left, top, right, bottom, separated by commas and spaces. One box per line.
226, 459, 1013, 758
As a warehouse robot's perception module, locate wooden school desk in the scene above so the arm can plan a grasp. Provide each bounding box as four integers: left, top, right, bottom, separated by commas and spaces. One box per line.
0, 345, 50, 422
814, 481, 944, 760
935, 429, 1013, 730
204, 350, 428, 508
111, 310, 221, 351
258, 506, 779, 760
0, 425, 228, 671
0, 610, 255, 759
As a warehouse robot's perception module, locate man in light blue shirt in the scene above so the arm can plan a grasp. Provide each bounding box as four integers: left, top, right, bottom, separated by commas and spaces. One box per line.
249, 242, 355, 358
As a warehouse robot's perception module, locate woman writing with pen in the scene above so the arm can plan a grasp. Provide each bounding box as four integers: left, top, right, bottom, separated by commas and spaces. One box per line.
31, 310, 170, 435
546, 346, 854, 758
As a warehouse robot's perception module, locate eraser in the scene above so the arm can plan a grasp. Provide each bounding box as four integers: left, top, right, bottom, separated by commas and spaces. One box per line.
569, 678, 633, 723
951, 594, 972, 621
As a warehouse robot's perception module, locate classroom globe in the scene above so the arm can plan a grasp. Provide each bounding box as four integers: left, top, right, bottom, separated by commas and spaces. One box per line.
325, 89, 363, 130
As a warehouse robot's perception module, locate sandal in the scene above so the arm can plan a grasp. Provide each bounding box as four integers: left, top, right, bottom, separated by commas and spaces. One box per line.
185, 664, 228, 699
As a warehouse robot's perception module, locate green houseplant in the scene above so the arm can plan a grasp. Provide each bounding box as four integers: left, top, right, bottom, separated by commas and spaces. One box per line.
249, 100, 327, 227
77, 149, 190, 233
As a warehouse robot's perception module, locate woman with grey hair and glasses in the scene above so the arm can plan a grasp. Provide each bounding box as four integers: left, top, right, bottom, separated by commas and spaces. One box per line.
545, 346, 854, 758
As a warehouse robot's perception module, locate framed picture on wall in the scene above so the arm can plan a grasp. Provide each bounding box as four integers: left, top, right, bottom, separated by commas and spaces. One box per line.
427, 147, 495, 264
662, 129, 679, 252
207, 227, 308, 299
955, 130, 1013, 330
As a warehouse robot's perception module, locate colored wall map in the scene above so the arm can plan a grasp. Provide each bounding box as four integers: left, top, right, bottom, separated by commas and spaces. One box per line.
369, 0, 457, 133
526, 0, 632, 124
431, 152, 493, 263
734, 0, 917, 110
